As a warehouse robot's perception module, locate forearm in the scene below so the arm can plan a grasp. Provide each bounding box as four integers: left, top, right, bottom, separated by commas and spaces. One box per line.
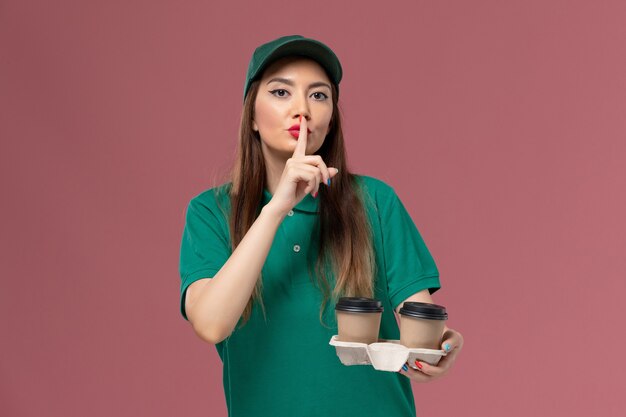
188, 203, 286, 343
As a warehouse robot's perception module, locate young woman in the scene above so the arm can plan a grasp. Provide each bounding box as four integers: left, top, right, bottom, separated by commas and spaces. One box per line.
179, 35, 463, 417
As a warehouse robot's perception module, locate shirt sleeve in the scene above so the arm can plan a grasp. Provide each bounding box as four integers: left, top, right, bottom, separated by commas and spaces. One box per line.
179, 194, 231, 320
378, 187, 441, 311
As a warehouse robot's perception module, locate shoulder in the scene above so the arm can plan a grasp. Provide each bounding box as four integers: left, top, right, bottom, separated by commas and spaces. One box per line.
186, 182, 232, 217
352, 174, 398, 202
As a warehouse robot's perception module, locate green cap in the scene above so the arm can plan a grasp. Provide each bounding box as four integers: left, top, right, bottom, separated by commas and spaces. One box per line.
243, 35, 343, 102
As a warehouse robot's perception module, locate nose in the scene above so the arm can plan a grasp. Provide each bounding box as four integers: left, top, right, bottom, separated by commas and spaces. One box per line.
292, 90, 311, 121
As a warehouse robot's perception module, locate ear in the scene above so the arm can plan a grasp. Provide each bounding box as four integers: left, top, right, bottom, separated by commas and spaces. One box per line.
253, 120, 259, 132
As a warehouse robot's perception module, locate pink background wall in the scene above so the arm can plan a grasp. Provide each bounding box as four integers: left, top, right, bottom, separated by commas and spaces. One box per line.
1, 0, 625, 416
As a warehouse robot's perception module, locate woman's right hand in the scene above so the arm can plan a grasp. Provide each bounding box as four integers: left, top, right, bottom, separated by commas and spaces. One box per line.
266, 116, 339, 217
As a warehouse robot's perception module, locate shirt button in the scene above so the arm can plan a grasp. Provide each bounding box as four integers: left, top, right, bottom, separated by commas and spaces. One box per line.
287, 210, 294, 216
293, 244, 301, 253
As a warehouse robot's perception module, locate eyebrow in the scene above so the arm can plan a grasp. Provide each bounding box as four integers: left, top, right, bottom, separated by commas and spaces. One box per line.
266, 77, 332, 90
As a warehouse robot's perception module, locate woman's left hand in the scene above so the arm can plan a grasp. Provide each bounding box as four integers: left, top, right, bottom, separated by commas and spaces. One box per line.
397, 327, 464, 382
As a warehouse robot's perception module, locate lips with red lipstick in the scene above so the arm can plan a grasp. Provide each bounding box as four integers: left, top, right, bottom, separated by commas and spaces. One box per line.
287, 124, 311, 139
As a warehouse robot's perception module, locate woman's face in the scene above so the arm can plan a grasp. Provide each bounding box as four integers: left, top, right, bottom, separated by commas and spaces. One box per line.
253, 57, 333, 161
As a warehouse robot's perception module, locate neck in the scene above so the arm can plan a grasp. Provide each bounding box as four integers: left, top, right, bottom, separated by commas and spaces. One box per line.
263, 151, 288, 195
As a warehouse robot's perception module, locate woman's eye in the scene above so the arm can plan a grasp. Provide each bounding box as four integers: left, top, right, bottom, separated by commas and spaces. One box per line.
270, 89, 288, 97
270, 89, 328, 100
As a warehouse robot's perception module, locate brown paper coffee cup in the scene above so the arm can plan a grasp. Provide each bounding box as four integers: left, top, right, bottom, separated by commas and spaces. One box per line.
399, 302, 448, 349
335, 297, 383, 344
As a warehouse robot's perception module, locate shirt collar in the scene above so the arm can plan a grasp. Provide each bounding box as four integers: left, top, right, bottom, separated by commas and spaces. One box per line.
261, 188, 320, 213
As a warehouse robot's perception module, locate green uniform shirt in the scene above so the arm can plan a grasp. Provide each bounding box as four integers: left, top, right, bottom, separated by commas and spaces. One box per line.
179, 175, 441, 417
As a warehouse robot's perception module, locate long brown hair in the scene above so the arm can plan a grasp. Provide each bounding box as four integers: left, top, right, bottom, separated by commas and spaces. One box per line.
220, 74, 376, 328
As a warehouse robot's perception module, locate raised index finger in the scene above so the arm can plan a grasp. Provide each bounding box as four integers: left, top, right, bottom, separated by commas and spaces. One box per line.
292, 115, 308, 158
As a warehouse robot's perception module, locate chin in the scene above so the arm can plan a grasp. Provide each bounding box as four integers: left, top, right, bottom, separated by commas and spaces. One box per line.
263, 146, 296, 161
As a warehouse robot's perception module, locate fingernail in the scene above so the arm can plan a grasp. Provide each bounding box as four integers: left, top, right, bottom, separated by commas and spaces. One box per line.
313, 191, 318, 198
299, 115, 302, 123
414, 360, 423, 369
444, 343, 451, 351
402, 364, 408, 371
327, 179, 331, 186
